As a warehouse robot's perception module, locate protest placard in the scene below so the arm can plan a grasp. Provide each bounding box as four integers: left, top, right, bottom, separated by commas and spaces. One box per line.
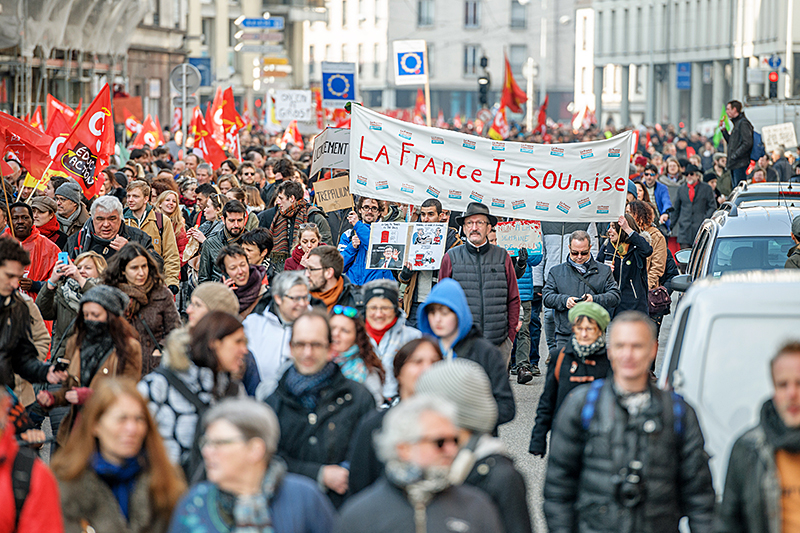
348, 104, 631, 222
275, 90, 312, 122
310, 127, 350, 176
313, 175, 353, 212
761, 122, 798, 153
366, 222, 446, 270
494, 220, 543, 257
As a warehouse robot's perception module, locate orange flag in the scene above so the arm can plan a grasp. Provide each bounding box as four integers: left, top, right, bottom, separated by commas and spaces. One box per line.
46, 95, 77, 125
30, 106, 44, 132
500, 54, 528, 113
130, 115, 162, 149
47, 84, 115, 199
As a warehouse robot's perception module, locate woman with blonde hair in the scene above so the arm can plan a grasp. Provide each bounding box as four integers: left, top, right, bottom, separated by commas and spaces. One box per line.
52, 378, 186, 533
155, 190, 188, 266
244, 185, 266, 212
217, 174, 240, 195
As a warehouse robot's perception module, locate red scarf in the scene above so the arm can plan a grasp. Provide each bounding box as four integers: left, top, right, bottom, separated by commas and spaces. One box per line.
687, 181, 697, 202
365, 316, 398, 345
37, 215, 61, 242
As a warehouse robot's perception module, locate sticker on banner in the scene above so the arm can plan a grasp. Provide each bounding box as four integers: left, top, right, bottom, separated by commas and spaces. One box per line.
596, 205, 609, 214
401, 183, 414, 193
550, 147, 565, 157
608, 148, 621, 157
578, 198, 591, 209
536, 201, 549, 211
376, 180, 389, 190
520, 144, 534, 154
580, 149, 593, 159
491, 198, 505, 208
399, 130, 412, 140
470, 191, 484, 202
431, 136, 444, 145
369, 121, 382, 131
512, 200, 526, 210
492, 142, 505, 152
449, 190, 462, 200
557, 202, 571, 214
463, 139, 476, 150
426, 186, 440, 198
357, 175, 368, 186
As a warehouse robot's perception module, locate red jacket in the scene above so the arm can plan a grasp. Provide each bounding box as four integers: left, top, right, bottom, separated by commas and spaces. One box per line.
3, 225, 59, 301
0, 428, 64, 532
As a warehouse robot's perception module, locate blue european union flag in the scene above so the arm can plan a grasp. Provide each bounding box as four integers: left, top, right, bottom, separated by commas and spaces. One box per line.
396, 51, 425, 77
322, 71, 355, 101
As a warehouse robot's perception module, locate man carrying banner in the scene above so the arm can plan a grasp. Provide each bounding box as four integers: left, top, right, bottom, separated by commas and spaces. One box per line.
338, 197, 395, 286
439, 202, 520, 367
398, 199, 462, 328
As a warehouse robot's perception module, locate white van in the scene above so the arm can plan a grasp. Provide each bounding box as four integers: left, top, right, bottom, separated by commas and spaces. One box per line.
657, 270, 800, 494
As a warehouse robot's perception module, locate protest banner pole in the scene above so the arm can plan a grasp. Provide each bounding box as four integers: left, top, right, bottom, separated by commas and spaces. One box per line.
24, 160, 54, 205
423, 43, 432, 128
0, 165, 15, 239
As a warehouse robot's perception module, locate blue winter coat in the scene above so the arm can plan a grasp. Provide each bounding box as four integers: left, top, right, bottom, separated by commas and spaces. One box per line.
518, 249, 544, 301
338, 221, 394, 286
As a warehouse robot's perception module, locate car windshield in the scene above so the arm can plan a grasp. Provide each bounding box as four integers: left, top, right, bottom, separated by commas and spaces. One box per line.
707, 236, 794, 277
738, 199, 800, 208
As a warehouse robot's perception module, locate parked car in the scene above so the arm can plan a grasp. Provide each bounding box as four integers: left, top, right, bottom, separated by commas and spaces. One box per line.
657, 270, 800, 493
718, 181, 800, 212
672, 205, 799, 291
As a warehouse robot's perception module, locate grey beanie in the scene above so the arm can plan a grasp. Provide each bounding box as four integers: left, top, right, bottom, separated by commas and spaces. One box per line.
793, 215, 800, 239
415, 359, 498, 434
192, 282, 239, 315
55, 181, 82, 205
80, 285, 130, 317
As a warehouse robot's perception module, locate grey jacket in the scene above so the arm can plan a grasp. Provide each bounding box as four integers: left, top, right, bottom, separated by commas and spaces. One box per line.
543, 257, 620, 338
36, 278, 98, 360
197, 226, 241, 283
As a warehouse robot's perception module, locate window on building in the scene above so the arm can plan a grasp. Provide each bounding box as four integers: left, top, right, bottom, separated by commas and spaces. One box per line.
511, 0, 526, 29
309, 45, 315, 77
358, 44, 364, 75
418, 0, 434, 27
509, 45, 526, 80
342, 0, 348, 27
464, 44, 479, 76
465, 0, 480, 28
373, 43, 380, 78
202, 17, 214, 51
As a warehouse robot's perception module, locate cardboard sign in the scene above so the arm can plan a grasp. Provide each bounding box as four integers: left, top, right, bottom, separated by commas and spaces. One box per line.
275, 90, 312, 122
314, 175, 353, 212
366, 222, 446, 270
310, 127, 351, 177
494, 220, 543, 257
349, 104, 631, 222
761, 122, 798, 153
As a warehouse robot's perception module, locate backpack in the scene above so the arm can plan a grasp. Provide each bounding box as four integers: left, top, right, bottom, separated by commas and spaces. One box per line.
12, 446, 36, 530
580, 379, 686, 437
750, 130, 765, 162
154, 367, 209, 483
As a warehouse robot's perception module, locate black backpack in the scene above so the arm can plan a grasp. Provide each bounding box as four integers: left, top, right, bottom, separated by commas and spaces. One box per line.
12, 446, 36, 530
154, 367, 209, 483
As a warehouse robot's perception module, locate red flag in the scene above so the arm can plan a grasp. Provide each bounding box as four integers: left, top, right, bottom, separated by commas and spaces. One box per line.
208, 87, 225, 146
0, 112, 55, 179
125, 113, 142, 139
221, 87, 245, 158
280, 120, 304, 150
190, 106, 205, 139
435, 110, 446, 128
171, 107, 182, 133
453, 114, 462, 129
46, 95, 77, 125
535, 95, 549, 134
47, 84, 115, 199
500, 54, 528, 113
30, 106, 44, 132
193, 118, 227, 169
153, 114, 166, 146
45, 107, 72, 137
413, 89, 426, 125
130, 115, 161, 149
488, 107, 509, 140
331, 109, 350, 129
74, 98, 83, 120
313, 88, 324, 129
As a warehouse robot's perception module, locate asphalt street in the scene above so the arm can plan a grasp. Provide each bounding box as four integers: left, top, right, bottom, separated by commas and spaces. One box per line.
498, 308, 674, 533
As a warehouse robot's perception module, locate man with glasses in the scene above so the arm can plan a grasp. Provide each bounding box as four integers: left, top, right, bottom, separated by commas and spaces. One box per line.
338, 197, 395, 286
244, 271, 311, 395
306, 245, 356, 311
641, 163, 673, 228
542, 230, 620, 356
266, 308, 375, 508
238, 161, 258, 186
439, 202, 520, 368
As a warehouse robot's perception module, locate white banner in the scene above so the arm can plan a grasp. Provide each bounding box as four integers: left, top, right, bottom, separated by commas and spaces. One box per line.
275, 90, 312, 122
310, 127, 351, 176
349, 105, 631, 222
393, 40, 428, 86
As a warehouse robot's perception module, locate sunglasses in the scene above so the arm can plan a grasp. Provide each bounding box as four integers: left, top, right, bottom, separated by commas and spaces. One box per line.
643, 172, 655, 176
299, 222, 318, 230
421, 436, 460, 449
570, 250, 590, 257
332, 305, 358, 318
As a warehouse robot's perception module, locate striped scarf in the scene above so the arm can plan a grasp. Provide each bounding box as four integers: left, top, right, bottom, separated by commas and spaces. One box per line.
269, 199, 309, 256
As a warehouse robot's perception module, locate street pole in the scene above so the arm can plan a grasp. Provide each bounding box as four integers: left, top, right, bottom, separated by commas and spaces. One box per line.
539, 0, 547, 106
181, 64, 188, 159
423, 42, 432, 127
525, 57, 534, 132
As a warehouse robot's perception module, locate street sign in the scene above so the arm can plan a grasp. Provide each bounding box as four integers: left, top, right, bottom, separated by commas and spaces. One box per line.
172, 95, 198, 107
262, 72, 289, 79
676, 62, 691, 90
238, 32, 283, 42
321, 62, 357, 109
169, 63, 202, 93
275, 90, 312, 122
188, 57, 212, 86
239, 17, 284, 29
263, 57, 289, 65
477, 108, 492, 123
237, 44, 284, 54
768, 55, 782, 69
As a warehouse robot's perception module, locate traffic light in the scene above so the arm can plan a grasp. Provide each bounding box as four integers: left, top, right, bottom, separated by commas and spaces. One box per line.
478, 75, 490, 106
769, 71, 779, 98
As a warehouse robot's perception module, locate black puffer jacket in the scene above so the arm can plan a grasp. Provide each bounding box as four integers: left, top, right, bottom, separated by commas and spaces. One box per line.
266, 364, 376, 508
543, 379, 715, 533
722, 112, 754, 170
0, 292, 50, 389
715, 399, 800, 533
66, 219, 159, 264
529, 337, 611, 456
596, 231, 653, 316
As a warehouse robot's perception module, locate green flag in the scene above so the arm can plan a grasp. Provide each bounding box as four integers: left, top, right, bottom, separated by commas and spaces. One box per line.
117, 142, 130, 167
713, 106, 729, 148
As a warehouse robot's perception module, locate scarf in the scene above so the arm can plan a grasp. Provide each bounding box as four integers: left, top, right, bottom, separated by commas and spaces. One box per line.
365, 316, 398, 346
333, 345, 368, 383
37, 215, 61, 241
567, 255, 589, 274
235, 265, 266, 314
312, 276, 344, 311
571, 334, 606, 362
180, 195, 197, 208
80, 320, 115, 386
118, 277, 156, 319
91, 452, 143, 520
57, 205, 81, 231
613, 382, 652, 417
687, 181, 697, 202
60, 277, 85, 313
284, 362, 338, 411
761, 400, 800, 453
385, 459, 451, 533
269, 199, 309, 256
230, 457, 287, 533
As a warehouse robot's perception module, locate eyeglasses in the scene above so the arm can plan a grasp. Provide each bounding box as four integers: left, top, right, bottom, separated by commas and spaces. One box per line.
333, 305, 358, 318
199, 436, 245, 449
360, 205, 380, 212
570, 250, 590, 257
299, 222, 318, 230
420, 436, 460, 449
281, 294, 310, 303
366, 305, 394, 314
241, 171, 255, 176
290, 341, 329, 351
643, 172, 655, 177
464, 220, 488, 228
306, 266, 325, 272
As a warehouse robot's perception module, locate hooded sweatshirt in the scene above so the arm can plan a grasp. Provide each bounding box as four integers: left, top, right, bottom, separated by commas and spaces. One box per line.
417, 279, 515, 426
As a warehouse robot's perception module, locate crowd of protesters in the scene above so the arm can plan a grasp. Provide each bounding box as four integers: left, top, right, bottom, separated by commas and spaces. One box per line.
0, 100, 799, 533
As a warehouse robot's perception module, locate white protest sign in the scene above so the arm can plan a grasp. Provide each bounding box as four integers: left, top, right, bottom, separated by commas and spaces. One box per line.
366, 222, 446, 270
310, 127, 351, 176
349, 105, 630, 222
393, 40, 428, 86
761, 122, 798, 153
494, 220, 543, 257
275, 90, 312, 122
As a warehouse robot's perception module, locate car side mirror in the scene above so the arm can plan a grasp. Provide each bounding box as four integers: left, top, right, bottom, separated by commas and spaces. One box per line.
674, 249, 691, 266
671, 274, 692, 292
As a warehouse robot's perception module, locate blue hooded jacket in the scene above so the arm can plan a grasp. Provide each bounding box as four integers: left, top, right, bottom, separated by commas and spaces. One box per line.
417, 278, 473, 354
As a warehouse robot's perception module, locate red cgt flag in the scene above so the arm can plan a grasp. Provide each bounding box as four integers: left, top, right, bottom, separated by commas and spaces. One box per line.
130, 115, 162, 149
171, 107, 182, 133
46, 95, 77, 125
500, 54, 528, 114
0, 112, 55, 179
47, 84, 115, 199
280, 120, 304, 150
221, 87, 245, 159
207, 87, 225, 147
193, 118, 227, 169
30, 106, 44, 132
45, 107, 73, 137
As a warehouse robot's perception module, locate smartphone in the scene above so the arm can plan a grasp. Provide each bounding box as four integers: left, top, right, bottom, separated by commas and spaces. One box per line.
53, 358, 70, 372
58, 252, 69, 265
576, 294, 588, 302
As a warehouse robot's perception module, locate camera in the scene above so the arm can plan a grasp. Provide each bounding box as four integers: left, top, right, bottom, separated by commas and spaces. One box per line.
614, 460, 645, 508
53, 358, 70, 372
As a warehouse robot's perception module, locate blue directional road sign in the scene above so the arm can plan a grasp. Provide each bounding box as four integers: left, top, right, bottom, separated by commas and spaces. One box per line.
768, 55, 782, 69
676, 62, 691, 90
321, 62, 356, 109
239, 17, 285, 30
